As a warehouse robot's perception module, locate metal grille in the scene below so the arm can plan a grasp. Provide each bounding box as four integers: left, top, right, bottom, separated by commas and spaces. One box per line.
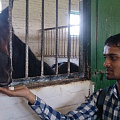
8, 0, 89, 87
38, 25, 80, 58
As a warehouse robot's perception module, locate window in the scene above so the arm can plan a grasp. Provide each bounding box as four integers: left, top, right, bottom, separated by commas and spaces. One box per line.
70, 11, 80, 36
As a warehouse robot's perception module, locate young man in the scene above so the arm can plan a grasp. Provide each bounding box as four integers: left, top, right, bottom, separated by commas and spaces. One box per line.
0, 34, 120, 120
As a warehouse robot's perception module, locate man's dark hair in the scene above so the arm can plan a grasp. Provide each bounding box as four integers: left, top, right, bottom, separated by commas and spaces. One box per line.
105, 33, 120, 48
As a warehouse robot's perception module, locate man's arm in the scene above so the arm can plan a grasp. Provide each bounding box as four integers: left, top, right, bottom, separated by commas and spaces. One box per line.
0, 85, 36, 104
0, 86, 100, 120
29, 89, 100, 120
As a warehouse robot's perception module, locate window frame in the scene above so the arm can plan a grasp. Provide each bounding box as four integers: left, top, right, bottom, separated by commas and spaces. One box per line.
70, 11, 80, 37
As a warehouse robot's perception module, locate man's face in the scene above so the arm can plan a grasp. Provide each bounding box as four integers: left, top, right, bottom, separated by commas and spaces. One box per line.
103, 45, 120, 80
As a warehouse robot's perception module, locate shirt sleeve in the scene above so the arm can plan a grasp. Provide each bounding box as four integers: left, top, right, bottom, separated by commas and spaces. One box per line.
28, 90, 101, 120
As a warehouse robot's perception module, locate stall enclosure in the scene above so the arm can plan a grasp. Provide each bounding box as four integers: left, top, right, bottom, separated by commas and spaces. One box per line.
1, 0, 91, 86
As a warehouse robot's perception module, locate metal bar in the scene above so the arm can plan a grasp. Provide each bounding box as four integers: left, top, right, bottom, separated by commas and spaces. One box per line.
75, 36, 77, 57
67, 0, 71, 74
44, 24, 79, 31
47, 33, 48, 55
44, 31, 46, 55
48, 31, 50, 55
51, 30, 52, 55
83, 0, 89, 78
9, 0, 13, 79
55, 0, 58, 74
41, 0, 44, 76
11, 73, 84, 87
46, 31, 48, 55
64, 28, 66, 57
73, 36, 75, 58
53, 30, 55, 55
61, 28, 64, 56
79, 0, 84, 73
38, 31, 41, 55
59, 28, 60, 55
25, 0, 29, 78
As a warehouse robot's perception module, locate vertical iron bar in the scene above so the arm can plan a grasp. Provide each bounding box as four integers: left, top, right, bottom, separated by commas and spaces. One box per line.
51, 30, 52, 55
61, 28, 63, 56
46, 31, 48, 55
48, 30, 50, 55
84, 0, 89, 78
67, 0, 71, 74
38, 30, 40, 56
9, 0, 13, 79
53, 30, 55, 55
47, 31, 48, 56
59, 28, 60, 55
79, 0, 84, 73
44, 30, 46, 55
55, 0, 58, 74
25, 0, 29, 78
75, 36, 77, 57
41, 0, 44, 76
73, 35, 75, 58
64, 28, 66, 57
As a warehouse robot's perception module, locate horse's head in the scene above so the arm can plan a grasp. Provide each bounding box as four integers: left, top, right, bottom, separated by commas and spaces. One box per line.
0, 7, 12, 86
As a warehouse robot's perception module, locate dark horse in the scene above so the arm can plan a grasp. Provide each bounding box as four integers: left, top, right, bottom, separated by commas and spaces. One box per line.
0, 7, 55, 86
51, 62, 79, 74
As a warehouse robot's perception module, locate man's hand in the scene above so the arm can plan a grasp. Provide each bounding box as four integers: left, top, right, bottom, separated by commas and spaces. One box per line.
0, 85, 36, 105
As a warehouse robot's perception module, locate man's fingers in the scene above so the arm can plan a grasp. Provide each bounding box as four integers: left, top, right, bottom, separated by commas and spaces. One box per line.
14, 85, 26, 90
0, 85, 29, 98
0, 87, 15, 96
0, 87, 23, 97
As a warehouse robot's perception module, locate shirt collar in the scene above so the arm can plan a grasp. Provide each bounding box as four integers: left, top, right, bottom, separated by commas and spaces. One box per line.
109, 84, 119, 100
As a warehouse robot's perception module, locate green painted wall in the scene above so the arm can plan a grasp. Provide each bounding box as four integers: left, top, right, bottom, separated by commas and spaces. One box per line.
91, 0, 120, 91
